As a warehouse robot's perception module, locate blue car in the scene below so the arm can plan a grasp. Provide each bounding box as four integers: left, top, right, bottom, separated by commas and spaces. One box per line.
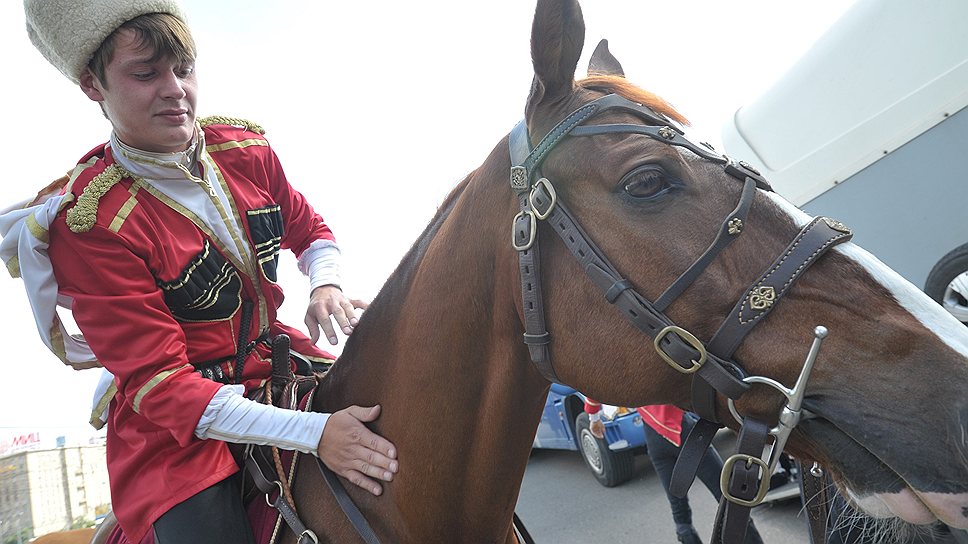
532, 383, 647, 487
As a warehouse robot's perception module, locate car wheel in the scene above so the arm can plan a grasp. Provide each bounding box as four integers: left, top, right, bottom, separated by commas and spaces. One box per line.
575, 412, 635, 487
924, 243, 968, 325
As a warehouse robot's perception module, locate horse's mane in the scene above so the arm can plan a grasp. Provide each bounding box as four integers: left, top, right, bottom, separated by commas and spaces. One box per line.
578, 75, 691, 127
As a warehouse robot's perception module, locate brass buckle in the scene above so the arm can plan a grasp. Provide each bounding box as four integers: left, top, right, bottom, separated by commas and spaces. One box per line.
529, 177, 557, 220
512, 210, 537, 251
653, 325, 707, 374
720, 454, 771, 507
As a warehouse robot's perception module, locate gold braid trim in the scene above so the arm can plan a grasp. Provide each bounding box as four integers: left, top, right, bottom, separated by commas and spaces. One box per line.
198, 115, 265, 135
66, 164, 140, 233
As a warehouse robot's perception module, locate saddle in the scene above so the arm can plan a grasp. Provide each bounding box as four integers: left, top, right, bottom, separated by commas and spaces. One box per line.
238, 334, 328, 544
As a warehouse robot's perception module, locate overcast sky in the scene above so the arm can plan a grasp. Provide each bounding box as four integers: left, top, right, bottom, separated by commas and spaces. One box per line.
0, 0, 853, 443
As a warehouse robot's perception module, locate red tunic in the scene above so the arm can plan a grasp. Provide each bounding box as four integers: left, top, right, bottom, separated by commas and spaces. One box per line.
583, 400, 686, 447
48, 124, 335, 542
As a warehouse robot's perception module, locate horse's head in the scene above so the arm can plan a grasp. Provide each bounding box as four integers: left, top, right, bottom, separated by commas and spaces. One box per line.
519, 0, 968, 532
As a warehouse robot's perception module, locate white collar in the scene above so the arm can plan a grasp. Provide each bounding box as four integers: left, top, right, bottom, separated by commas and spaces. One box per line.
110, 126, 203, 182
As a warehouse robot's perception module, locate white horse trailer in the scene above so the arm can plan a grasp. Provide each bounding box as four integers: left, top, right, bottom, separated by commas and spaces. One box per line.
722, 0, 968, 324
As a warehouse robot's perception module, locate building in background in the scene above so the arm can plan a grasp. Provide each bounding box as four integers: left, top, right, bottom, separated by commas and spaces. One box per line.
0, 438, 109, 540
721, 0, 968, 304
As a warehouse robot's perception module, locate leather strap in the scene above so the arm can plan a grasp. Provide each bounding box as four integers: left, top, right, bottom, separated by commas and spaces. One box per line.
714, 418, 769, 544
654, 177, 757, 312
234, 300, 254, 383
513, 512, 537, 544
508, 96, 848, 544
798, 461, 831, 544
709, 216, 853, 357
539, 188, 750, 400
669, 417, 720, 498
244, 450, 317, 544
515, 191, 559, 381
316, 457, 382, 544
270, 334, 292, 401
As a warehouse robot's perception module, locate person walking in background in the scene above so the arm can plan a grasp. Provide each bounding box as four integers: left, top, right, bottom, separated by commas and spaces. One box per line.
585, 400, 766, 544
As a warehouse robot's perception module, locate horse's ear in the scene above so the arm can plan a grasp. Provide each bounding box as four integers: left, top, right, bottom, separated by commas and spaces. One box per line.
588, 39, 625, 78
527, 0, 585, 114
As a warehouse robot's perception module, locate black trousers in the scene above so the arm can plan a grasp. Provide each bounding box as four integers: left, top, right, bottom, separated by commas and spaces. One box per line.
153, 472, 257, 544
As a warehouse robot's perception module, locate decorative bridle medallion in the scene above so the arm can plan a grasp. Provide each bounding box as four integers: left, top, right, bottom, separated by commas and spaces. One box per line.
821, 217, 851, 234
748, 286, 776, 310
728, 218, 744, 235
510, 166, 529, 191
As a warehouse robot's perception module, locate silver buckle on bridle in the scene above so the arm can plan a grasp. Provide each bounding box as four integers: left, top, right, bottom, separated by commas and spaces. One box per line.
724, 326, 827, 501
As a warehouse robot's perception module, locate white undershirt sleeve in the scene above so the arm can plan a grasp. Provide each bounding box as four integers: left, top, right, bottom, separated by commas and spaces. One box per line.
297, 239, 342, 291
195, 384, 330, 455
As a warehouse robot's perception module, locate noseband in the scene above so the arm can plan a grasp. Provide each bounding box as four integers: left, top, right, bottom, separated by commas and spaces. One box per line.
508, 93, 852, 543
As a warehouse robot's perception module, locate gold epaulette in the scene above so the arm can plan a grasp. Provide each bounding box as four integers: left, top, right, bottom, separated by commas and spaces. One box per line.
66, 164, 140, 233
199, 115, 265, 135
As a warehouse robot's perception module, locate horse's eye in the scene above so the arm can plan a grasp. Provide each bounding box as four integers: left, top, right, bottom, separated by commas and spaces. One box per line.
621, 165, 671, 200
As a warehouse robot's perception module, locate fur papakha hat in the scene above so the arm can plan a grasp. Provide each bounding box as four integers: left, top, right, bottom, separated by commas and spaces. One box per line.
24, 0, 187, 84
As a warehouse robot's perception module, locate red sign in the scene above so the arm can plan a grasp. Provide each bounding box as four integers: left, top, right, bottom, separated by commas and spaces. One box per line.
0, 432, 41, 455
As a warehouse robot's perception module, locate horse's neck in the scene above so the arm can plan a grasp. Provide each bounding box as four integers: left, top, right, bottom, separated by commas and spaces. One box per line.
310, 161, 551, 541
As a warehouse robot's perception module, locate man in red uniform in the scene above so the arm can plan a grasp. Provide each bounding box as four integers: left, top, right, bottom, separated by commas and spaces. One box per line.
584, 401, 764, 544
4, 1, 398, 541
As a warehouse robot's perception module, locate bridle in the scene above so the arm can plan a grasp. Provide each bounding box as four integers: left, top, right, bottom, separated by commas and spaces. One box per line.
509, 92, 852, 544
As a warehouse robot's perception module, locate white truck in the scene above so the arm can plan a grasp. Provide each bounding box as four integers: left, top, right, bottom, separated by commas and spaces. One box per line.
722, 0, 968, 325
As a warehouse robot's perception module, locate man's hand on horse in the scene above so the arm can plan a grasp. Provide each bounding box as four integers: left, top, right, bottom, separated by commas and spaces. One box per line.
318, 404, 398, 496
305, 284, 368, 345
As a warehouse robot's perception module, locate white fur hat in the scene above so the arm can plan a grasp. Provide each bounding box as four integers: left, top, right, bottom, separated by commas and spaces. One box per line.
24, 0, 187, 84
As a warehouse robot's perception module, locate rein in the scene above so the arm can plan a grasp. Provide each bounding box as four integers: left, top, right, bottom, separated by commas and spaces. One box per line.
508, 93, 852, 544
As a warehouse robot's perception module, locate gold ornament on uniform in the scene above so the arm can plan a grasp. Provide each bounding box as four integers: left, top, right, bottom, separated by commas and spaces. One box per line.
748, 286, 776, 310
199, 115, 265, 135
728, 218, 744, 235
66, 164, 139, 233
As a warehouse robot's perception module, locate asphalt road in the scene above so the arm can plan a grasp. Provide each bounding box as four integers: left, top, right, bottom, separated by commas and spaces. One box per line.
515, 437, 810, 544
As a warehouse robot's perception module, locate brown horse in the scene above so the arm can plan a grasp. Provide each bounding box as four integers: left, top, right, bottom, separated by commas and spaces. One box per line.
277, 0, 968, 542
70, 0, 963, 542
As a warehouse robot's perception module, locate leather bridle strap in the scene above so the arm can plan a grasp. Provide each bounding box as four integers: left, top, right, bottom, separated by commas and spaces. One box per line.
710, 417, 770, 544
514, 183, 559, 381
526, 179, 750, 398
315, 458, 383, 544
708, 216, 853, 357
244, 449, 319, 544
509, 93, 853, 544
671, 216, 852, 498
798, 461, 832, 544
654, 177, 757, 312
